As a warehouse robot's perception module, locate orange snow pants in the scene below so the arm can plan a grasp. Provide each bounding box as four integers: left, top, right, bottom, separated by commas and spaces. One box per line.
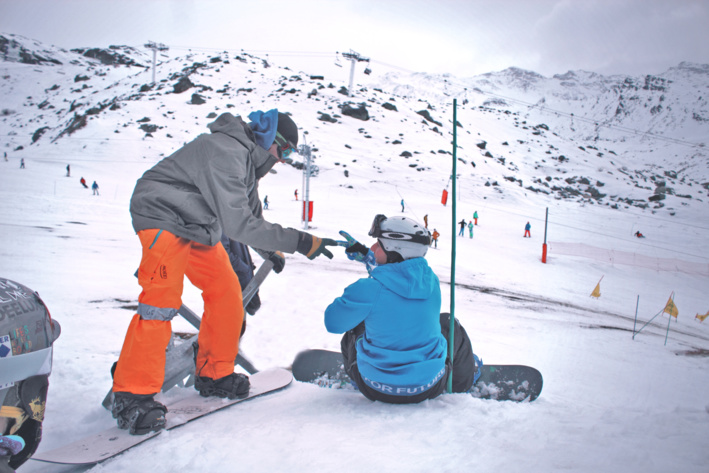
112, 229, 243, 395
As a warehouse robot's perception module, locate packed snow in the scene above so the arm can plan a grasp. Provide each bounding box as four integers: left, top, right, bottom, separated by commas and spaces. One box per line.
1, 34, 708, 472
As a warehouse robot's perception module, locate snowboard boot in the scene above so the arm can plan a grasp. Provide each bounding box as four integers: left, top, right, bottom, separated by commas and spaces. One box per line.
112, 392, 167, 435
194, 373, 250, 399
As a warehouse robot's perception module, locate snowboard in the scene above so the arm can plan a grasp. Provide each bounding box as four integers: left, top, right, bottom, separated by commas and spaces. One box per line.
31, 368, 292, 465
292, 349, 543, 402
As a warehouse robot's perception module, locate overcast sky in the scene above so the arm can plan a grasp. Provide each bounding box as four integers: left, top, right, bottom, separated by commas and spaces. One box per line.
2, 0, 708, 78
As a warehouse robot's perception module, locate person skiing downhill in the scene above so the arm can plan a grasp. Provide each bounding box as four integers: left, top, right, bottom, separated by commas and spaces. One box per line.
328, 215, 480, 403
111, 110, 337, 435
431, 228, 440, 248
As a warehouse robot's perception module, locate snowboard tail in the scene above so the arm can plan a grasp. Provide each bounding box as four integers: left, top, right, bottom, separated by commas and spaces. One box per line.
471, 364, 543, 402
292, 349, 543, 402
32, 368, 292, 465
292, 348, 353, 389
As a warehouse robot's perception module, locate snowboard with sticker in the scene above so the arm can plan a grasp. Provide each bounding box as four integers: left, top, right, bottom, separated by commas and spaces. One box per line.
31, 368, 292, 465
292, 349, 543, 402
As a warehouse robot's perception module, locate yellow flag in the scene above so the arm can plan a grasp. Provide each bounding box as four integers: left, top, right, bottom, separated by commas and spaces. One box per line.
590, 283, 601, 298
696, 311, 709, 322
663, 296, 679, 318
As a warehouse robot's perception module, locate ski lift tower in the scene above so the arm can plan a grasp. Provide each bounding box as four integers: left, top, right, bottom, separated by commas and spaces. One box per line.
144, 41, 169, 85
341, 49, 369, 97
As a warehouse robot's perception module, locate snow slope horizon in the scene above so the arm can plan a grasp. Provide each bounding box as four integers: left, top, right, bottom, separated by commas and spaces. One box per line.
1, 34, 708, 473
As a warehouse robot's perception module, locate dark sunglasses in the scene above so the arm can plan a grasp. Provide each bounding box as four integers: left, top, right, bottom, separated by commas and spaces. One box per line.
274, 132, 297, 159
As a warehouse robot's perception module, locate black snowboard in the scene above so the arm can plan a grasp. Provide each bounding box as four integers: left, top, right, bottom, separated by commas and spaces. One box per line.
292, 349, 543, 402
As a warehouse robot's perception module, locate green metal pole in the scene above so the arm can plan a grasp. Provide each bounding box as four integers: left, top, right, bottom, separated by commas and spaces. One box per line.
448, 99, 458, 393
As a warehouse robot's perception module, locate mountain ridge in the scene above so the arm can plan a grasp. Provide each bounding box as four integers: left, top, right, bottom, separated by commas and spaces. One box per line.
1, 33, 707, 219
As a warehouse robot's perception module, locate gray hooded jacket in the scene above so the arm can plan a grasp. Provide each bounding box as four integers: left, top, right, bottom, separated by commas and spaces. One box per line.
130, 113, 301, 252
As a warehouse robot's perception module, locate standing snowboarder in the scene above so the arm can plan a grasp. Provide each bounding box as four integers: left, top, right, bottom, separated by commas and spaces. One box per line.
468, 221, 474, 239
458, 219, 466, 237
110, 110, 337, 435
294, 189, 298, 201
66, 164, 71, 177
264, 195, 269, 210
423, 214, 428, 229
474, 210, 478, 225
92, 181, 100, 195
80, 177, 88, 188
524, 221, 531, 238
401, 199, 405, 212
431, 228, 439, 248
327, 214, 480, 403
19, 158, 24, 169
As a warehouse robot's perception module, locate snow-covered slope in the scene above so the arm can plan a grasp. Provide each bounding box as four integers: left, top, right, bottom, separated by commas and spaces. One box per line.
1, 34, 708, 473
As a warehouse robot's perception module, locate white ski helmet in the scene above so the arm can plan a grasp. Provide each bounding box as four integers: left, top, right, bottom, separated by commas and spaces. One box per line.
369, 214, 431, 261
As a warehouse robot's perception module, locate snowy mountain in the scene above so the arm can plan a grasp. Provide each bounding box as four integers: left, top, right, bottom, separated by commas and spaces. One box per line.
2, 33, 707, 217
1, 34, 708, 473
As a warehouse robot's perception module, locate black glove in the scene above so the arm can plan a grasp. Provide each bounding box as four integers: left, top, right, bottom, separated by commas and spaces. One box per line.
297, 232, 336, 260
268, 251, 285, 274
345, 242, 369, 259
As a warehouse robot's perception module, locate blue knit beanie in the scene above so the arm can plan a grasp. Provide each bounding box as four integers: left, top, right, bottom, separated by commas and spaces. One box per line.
247, 109, 278, 150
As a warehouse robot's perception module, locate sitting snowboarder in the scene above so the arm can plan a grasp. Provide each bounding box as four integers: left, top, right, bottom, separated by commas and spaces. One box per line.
327, 215, 480, 404
634, 231, 645, 238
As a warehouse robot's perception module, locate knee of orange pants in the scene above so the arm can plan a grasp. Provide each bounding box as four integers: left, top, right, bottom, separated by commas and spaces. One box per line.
190, 248, 244, 380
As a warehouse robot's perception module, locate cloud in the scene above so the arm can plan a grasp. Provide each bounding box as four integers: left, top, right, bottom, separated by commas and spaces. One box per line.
531, 0, 709, 75
1, 0, 707, 77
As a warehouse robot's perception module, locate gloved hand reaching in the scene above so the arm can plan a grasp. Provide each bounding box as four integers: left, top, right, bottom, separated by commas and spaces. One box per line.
338, 231, 368, 261
338, 231, 377, 269
345, 242, 369, 260
267, 251, 286, 273
297, 232, 336, 260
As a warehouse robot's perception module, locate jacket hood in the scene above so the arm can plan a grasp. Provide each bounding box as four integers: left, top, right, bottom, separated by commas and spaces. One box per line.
370, 258, 438, 300
208, 113, 278, 179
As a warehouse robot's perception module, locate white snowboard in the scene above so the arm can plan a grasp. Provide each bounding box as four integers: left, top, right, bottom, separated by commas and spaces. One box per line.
32, 368, 292, 465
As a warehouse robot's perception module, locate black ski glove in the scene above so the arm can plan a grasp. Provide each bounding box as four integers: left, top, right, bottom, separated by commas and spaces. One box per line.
297, 232, 336, 260
268, 251, 286, 273
345, 242, 369, 259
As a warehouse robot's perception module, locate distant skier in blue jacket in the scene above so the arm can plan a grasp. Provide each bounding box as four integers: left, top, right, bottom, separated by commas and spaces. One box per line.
327, 215, 479, 404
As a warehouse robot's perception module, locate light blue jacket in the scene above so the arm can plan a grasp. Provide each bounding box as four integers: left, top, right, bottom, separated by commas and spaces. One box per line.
325, 258, 447, 392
